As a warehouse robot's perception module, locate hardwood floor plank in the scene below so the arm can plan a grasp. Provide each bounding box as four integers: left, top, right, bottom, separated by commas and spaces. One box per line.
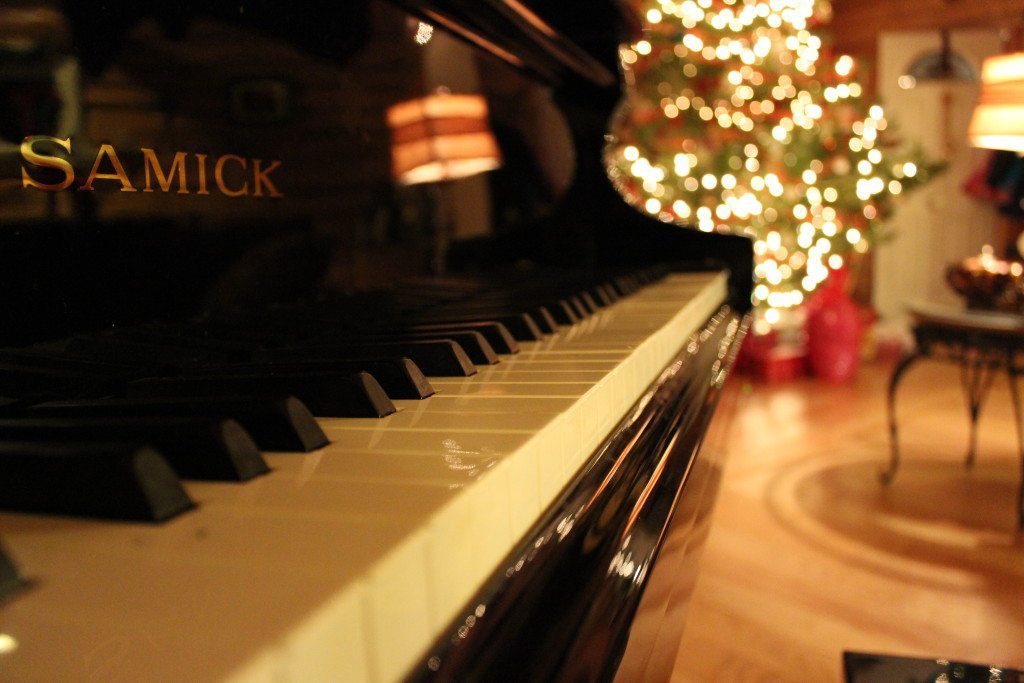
672, 361, 1024, 682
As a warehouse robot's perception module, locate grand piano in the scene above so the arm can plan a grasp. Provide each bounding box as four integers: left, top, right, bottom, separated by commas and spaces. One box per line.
0, 1, 752, 680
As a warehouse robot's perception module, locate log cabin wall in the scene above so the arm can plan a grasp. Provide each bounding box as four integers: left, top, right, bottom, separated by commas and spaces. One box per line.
832, 0, 1022, 59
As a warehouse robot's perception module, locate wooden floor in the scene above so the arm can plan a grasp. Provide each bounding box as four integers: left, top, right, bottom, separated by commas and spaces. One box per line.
671, 359, 1024, 682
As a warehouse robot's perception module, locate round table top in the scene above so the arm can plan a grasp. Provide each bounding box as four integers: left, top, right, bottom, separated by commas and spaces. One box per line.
906, 300, 1024, 335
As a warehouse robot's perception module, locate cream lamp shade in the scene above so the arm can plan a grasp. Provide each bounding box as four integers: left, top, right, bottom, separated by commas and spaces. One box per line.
968, 52, 1024, 152
386, 93, 502, 185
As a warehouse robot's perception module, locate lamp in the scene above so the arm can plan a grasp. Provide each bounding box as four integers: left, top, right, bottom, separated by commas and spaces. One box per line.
898, 30, 978, 159
899, 30, 977, 90
386, 92, 502, 273
968, 51, 1024, 152
386, 92, 501, 186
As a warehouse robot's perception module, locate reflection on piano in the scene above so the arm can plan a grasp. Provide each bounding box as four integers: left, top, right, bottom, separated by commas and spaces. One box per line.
0, 1, 752, 681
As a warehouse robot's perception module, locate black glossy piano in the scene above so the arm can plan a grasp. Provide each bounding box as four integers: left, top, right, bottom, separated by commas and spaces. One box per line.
0, 2, 752, 680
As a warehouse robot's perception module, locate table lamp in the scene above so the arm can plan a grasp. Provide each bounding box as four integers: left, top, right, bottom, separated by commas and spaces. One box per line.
386, 92, 502, 272
968, 50, 1024, 152
387, 92, 501, 186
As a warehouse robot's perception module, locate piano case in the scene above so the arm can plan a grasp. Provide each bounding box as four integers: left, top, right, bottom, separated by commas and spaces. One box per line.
0, 1, 752, 680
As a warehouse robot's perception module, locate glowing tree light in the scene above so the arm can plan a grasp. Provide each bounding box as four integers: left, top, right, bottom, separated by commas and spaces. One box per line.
606, 0, 939, 329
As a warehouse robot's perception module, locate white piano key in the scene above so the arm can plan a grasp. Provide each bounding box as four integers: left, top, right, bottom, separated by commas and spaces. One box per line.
318, 427, 533, 455
0, 510, 405, 682
489, 355, 619, 363
225, 587, 370, 683
187, 474, 514, 680
429, 381, 596, 397
466, 369, 609, 383
188, 476, 461, 521
393, 395, 578, 413
476, 361, 618, 372
319, 410, 553, 432
264, 449, 502, 483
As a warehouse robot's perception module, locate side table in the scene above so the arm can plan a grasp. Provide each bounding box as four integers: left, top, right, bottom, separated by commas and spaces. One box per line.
884, 301, 1024, 529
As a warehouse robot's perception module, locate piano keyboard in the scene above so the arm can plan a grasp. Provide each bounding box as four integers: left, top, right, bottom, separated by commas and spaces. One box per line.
0, 270, 727, 682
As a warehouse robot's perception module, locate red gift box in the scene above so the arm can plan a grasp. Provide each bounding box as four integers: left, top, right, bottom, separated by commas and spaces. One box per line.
737, 330, 808, 382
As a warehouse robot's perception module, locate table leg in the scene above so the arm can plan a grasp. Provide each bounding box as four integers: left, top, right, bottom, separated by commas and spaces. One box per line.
1006, 366, 1024, 530
959, 357, 998, 469
882, 350, 923, 485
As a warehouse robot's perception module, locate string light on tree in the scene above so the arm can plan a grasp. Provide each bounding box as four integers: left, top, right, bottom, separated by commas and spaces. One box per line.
606, 0, 939, 330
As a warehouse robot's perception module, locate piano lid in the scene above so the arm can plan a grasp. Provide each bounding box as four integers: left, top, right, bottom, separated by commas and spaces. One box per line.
59, 1, 622, 88
0, 1, 752, 348
390, 0, 620, 88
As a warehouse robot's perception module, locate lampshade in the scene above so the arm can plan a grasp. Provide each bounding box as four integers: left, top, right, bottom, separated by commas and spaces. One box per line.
386, 93, 502, 185
968, 52, 1024, 152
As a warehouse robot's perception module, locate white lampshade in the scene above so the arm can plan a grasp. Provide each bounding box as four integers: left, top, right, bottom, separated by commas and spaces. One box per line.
968, 52, 1024, 152
386, 93, 502, 185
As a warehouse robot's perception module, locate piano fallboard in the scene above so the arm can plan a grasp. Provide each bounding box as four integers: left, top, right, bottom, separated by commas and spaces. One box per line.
0, 271, 731, 682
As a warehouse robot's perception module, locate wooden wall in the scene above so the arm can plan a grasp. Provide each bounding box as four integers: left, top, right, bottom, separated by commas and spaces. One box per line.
832, 0, 1021, 57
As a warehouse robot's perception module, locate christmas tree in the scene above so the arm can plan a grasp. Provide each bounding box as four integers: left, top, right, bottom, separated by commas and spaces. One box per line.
605, 0, 939, 330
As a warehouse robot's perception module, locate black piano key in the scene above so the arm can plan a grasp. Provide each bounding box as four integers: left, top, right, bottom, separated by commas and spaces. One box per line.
527, 307, 558, 334
0, 541, 23, 600
0, 442, 195, 522
348, 331, 498, 365
395, 276, 489, 296
30, 396, 329, 452
593, 284, 616, 306
0, 350, 140, 378
0, 397, 21, 413
0, 363, 120, 397
120, 327, 263, 361
63, 336, 218, 370
267, 341, 476, 377
182, 321, 322, 352
189, 358, 434, 400
591, 287, 610, 307
567, 295, 589, 318
404, 322, 520, 353
0, 417, 268, 482
547, 299, 580, 325
612, 275, 638, 296
485, 315, 540, 343
412, 311, 544, 341
127, 371, 396, 418
578, 291, 600, 313
638, 265, 666, 283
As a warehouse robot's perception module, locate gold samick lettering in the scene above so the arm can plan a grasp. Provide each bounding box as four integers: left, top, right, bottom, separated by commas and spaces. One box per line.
142, 149, 188, 194
252, 159, 283, 198
214, 154, 248, 197
18, 136, 283, 198
195, 153, 210, 195
81, 144, 137, 192
20, 137, 74, 191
